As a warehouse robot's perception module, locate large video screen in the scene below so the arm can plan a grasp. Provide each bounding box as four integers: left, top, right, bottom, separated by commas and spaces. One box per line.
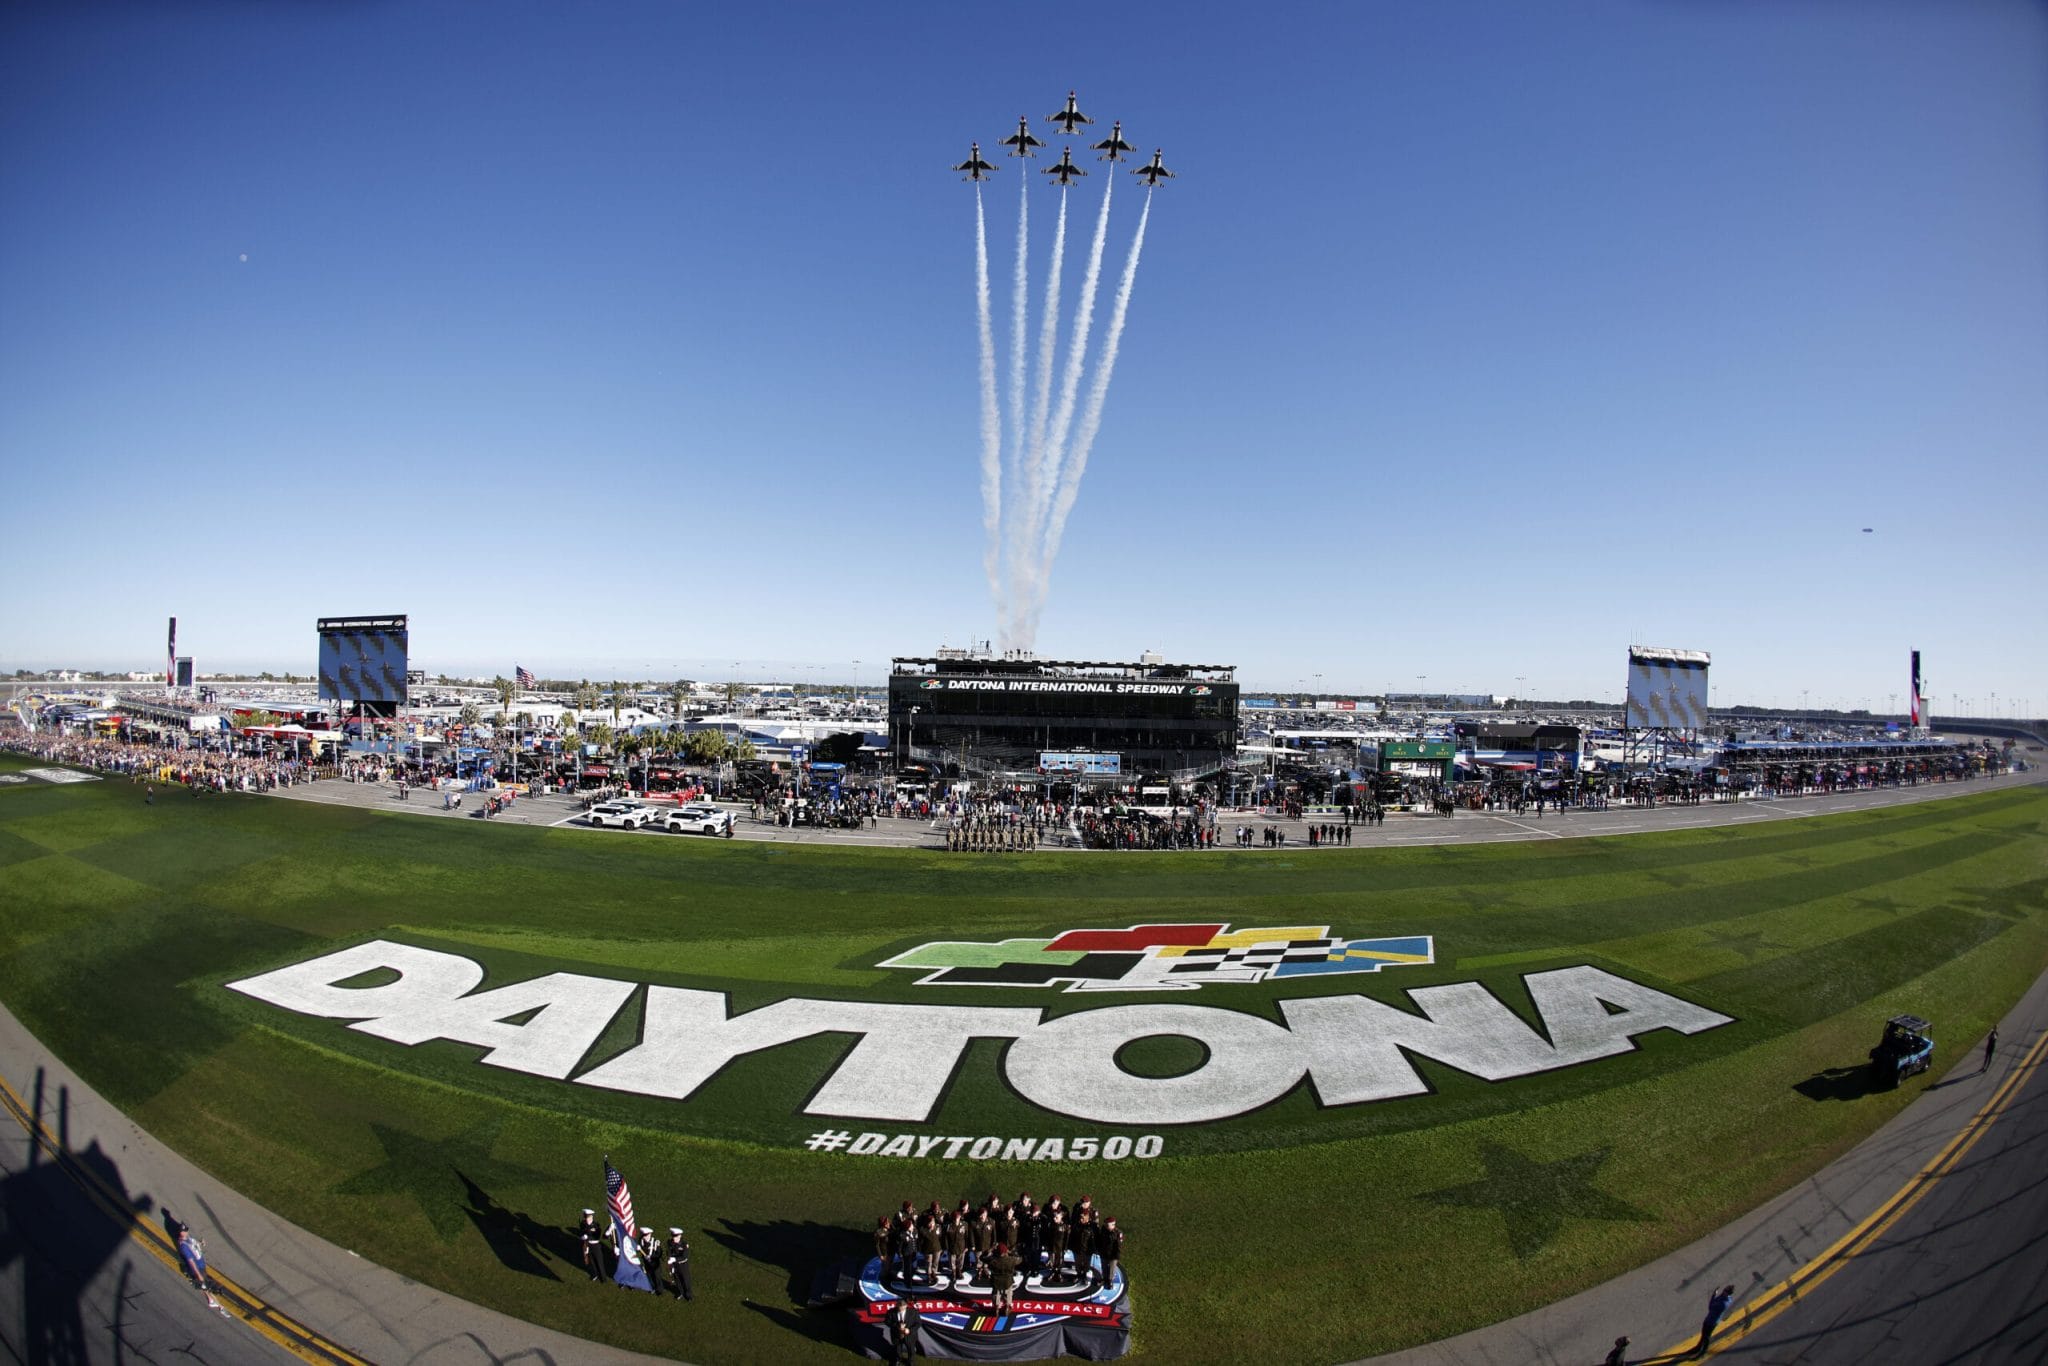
1626, 648, 1709, 729
318, 616, 409, 704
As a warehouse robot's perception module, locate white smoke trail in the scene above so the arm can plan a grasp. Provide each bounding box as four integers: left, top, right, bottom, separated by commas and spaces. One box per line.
1025, 188, 1069, 510
1031, 174, 1114, 570
973, 186, 1004, 632
1024, 187, 1153, 640
1011, 186, 1068, 636
999, 179, 1030, 645
1007, 180, 1029, 511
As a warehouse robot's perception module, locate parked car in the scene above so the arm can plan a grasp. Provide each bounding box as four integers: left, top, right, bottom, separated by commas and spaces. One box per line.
587, 801, 654, 830
663, 806, 733, 836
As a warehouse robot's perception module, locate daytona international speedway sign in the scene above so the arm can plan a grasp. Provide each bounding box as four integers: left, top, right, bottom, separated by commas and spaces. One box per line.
227, 926, 1734, 1146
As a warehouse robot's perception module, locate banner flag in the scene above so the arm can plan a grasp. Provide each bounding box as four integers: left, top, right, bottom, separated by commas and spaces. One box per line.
604, 1159, 655, 1292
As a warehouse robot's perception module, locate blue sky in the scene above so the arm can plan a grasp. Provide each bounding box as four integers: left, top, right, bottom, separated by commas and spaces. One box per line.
2, 1, 2042, 711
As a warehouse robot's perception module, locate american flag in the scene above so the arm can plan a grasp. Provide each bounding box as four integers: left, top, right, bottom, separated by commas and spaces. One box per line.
515, 665, 536, 690
605, 1159, 637, 1235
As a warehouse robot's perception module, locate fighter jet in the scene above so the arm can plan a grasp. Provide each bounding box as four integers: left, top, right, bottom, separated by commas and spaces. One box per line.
1042, 148, 1087, 187
999, 116, 1047, 158
953, 143, 997, 182
1132, 149, 1177, 186
1047, 90, 1094, 135
1091, 121, 1135, 162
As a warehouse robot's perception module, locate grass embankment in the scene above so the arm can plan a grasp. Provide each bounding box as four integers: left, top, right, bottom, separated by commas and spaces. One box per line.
1, 756, 2042, 1363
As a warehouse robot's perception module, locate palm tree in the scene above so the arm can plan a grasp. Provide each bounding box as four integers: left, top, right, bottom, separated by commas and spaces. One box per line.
575, 680, 601, 716
617, 731, 644, 791
492, 675, 515, 715
458, 702, 481, 730
609, 681, 625, 727
670, 680, 688, 721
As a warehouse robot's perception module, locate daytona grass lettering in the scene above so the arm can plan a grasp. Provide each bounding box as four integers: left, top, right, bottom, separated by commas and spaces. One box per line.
226, 940, 1734, 1129
805, 1131, 1163, 1160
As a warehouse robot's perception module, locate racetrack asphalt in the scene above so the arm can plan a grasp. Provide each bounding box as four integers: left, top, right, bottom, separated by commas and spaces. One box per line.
3, 767, 2041, 1366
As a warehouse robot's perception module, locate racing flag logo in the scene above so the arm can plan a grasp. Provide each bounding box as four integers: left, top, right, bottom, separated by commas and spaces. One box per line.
879, 923, 1434, 993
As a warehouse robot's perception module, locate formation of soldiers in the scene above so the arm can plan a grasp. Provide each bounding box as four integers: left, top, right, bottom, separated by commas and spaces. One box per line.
873, 1193, 1124, 1311
945, 820, 1039, 852
577, 1209, 693, 1300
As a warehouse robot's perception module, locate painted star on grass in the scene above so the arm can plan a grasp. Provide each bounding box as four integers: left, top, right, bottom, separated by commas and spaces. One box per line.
332, 1117, 554, 1240
1698, 927, 1787, 963
1421, 1143, 1653, 1259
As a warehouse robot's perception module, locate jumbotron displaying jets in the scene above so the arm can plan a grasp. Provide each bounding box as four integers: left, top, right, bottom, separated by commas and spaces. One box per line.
954, 143, 996, 182
1048, 90, 1093, 135
1042, 148, 1087, 186
999, 116, 1047, 158
1090, 121, 1135, 162
1132, 149, 1176, 186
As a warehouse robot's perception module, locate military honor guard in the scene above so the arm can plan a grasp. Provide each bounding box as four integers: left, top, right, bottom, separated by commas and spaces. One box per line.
637, 1224, 664, 1292
891, 1210, 918, 1284
971, 1205, 996, 1280
577, 1208, 605, 1282
664, 1228, 693, 1301
1071, 1208, 1097, 1285
1044, 1206, 1069, 1283
944, 1206, 969, 1284
916, 1212, 942, 1286
997, 1201, 1021, 1260
1011, 1192, 1041, 1272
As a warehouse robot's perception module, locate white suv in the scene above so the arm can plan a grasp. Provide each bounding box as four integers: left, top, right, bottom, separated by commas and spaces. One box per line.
663, 805, 733, 837
587, 801, 654, 830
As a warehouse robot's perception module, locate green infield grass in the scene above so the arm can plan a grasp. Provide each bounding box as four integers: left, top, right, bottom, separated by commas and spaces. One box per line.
1, 755, 2044, 1364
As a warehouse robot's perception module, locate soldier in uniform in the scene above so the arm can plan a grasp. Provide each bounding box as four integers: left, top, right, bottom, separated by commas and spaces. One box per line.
1071, 1208, 1096, 1286
577, 1208, 605, 1282
971, 1205, 996, 1281
664, 1228, 693, 1301
891, 1210, 918, 1285
637, 1224, 664, 1293
944, 1206, 969, 1285
916, 1212, 942, 1287
1011, 1193, 1040, 1274
996, 1201, 1021, 1259
874, 1214, 893, 1270
1043, 1206, 1069, 1283
1098, 1217, 1124, 1289
1042, 1195, 1068, 1272
985, 1242, 1022, 1315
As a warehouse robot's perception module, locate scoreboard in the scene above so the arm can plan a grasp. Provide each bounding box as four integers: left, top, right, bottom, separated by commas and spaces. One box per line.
317, 615, 409, 709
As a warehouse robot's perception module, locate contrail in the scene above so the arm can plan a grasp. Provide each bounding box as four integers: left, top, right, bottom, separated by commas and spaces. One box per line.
973, 185, 1003, 631
1026, 187, 1153, 639
1007, 177, 1029, 512
1012, 185, 1069, 634
1032, 173, 1113, 567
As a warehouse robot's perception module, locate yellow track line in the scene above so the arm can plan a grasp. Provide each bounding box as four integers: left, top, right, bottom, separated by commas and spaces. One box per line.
0, 1070, 374, 1366
1655, 1026, 2048, 1362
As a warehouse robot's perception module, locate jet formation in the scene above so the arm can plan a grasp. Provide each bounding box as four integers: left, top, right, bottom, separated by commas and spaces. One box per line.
951, 92, 1174, 187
